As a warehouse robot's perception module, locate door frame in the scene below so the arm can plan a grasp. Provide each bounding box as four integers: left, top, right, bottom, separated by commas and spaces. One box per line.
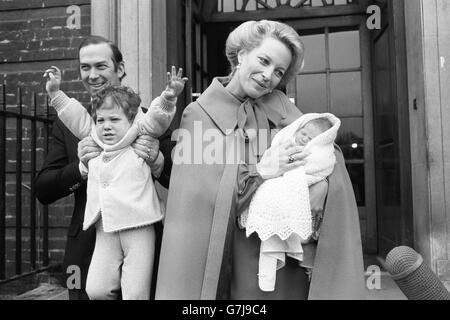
188, 2, 379, 254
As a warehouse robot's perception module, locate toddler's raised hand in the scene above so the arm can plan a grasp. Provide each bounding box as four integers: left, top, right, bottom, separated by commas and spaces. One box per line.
164, 66, 188, 100
43, 66, 62, 99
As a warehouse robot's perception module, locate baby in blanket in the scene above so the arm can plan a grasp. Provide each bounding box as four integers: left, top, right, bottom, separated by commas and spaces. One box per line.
240, 112, 341, 292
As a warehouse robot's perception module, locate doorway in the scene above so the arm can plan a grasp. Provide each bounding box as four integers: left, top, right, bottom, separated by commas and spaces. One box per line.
200, 18, 377, 254
177, 0, 413, 257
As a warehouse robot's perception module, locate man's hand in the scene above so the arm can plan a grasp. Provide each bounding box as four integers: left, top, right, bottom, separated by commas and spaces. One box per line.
163, 66, 188, 100
78, 136, 102, 169
43, 66, 62, 100
132, 134, 160, 164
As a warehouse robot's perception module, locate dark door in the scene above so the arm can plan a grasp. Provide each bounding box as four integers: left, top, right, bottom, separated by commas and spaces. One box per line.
370, 0, 413, 258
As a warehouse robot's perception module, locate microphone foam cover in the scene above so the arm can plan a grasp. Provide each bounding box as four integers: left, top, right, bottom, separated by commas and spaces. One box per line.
386, 246, 420, 277
386, 246, 450, 300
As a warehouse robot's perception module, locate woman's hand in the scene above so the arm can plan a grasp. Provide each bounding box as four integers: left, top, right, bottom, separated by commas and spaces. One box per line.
256, 140, 309, 180
78, 136, 102, 168
132, 134, 160, 164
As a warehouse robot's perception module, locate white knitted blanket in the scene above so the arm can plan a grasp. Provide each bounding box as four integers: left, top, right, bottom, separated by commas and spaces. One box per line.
242, 112, 341, 242
240, 113, 341, 291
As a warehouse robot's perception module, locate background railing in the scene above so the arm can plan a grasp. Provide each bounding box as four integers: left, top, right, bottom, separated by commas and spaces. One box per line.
0, 83, 54, 284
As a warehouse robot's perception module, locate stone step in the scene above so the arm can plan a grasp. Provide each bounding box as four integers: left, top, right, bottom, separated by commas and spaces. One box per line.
11, 283, 66, 300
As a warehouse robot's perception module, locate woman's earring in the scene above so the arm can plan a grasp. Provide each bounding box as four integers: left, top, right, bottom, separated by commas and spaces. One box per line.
236, 63, 241, 69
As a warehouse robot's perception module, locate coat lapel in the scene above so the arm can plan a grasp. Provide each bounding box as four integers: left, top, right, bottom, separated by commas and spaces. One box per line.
196, 78, 289, 135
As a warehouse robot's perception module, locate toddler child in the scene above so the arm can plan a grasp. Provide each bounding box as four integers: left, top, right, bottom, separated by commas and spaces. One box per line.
44, 66, 186, 299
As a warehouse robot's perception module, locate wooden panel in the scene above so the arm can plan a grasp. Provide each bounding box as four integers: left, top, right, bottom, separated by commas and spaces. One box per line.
371, 0, 414, 259
360, 23, 377, 253
119, 0, 139, 92
404, 0, 431, 264
391, 0, 413, 251
201, 0, 217, 21
91, 0, 118, 44
151, 0, 167, 98
166, 0, 187, 129
372, 8, 400, 258
185, 0, 193, 103
137, 0, 152, 104
436, 0, 450, 268
422, 0, 447, 267
287, 15, 361, 30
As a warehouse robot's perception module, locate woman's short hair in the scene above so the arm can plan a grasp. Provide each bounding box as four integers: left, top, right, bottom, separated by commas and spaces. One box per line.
78, 35, 127, 80
91, 85, 141, 123
225, 20, 304, 88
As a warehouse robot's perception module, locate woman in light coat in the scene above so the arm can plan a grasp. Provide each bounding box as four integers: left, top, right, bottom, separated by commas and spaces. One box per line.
156, 20, 365, 300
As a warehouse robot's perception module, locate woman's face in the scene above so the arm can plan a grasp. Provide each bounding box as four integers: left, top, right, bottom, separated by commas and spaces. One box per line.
233, 37, 292, 100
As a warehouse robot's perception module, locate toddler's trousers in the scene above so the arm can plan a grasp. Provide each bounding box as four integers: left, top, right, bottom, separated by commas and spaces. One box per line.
86, 220, 156, 300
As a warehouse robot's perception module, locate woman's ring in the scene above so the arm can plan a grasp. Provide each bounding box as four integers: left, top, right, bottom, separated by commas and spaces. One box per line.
288, 155, 295, 163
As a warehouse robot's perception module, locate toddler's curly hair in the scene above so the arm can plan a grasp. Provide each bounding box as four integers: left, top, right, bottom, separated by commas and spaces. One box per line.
92, 85, 141, 123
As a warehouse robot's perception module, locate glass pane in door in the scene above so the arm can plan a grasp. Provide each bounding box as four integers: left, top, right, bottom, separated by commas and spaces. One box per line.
337, 117, 364, 160
330, 72, 363, 116
296, 74, 327, 113
329, 30, 360, 69
300, 33, 326, 72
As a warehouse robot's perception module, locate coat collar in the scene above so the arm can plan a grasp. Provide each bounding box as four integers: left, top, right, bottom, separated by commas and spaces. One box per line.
196, 77, 287, 135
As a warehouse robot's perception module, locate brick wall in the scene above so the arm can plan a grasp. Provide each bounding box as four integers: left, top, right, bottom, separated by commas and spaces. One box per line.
0, 0, 91, 280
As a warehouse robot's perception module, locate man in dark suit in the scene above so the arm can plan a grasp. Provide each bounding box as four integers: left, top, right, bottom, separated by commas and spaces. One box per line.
35, 36, 174, 300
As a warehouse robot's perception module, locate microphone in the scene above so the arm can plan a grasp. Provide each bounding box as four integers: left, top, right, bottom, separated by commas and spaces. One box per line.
385, 246, 450, 300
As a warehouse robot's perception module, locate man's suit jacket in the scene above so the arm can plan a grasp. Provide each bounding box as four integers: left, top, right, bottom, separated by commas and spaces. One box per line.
35, 115, 174, 293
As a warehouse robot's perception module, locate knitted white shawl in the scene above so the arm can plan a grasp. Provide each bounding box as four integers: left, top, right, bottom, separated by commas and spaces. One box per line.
242, 112, 341, 241
240, 113, 341, 291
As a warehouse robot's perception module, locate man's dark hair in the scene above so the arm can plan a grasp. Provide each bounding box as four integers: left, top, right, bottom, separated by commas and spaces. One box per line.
78, 35, 127, 80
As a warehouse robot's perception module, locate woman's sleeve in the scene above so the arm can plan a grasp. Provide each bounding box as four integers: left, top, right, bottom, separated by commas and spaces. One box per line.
236, 162, 265, 213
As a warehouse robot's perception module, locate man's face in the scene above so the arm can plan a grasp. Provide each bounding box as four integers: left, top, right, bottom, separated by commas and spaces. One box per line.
79, 43, 125, 96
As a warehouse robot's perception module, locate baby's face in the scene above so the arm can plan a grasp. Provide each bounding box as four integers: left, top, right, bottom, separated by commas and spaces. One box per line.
294, 122, 323, 146
95, 97, 132, 145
